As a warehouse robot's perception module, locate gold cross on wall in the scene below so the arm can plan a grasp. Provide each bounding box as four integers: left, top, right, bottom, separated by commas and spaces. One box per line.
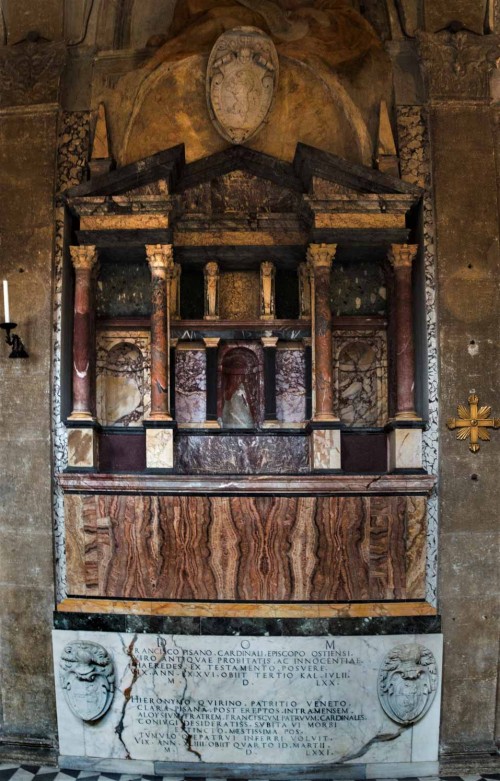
447, 392, 500, 453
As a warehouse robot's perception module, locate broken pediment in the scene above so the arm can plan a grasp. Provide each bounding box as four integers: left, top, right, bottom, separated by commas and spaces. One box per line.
65, 142, 421, 256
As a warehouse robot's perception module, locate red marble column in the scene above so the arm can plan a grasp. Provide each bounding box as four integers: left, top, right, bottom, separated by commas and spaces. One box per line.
307, 243, 338, 421
69, 245, 98, 420
388, 243, 419, 420
146, 244, 174, 420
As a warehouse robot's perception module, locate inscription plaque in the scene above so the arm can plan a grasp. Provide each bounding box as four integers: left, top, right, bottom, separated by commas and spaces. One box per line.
53, 631, 442, 766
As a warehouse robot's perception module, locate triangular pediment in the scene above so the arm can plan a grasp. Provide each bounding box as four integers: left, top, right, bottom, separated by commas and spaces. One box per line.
65, 142, 422, 202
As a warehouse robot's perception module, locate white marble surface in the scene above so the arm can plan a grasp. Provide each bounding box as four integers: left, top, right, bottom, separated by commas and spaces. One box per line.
146, 428, 174, 469
311, 428, 341, 470
388, 428, 423, 471
53, 632, 442, 767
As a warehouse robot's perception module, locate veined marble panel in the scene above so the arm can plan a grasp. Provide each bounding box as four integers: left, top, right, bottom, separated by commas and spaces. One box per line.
276, 346, 306, 423
64, 494, 427, 601
176, 434, 308, 473
53, 630, 442, 766
175, 347, 206, 423
96, 331, 151, 427
397, 107, 439, 605
333, 329, 388, 428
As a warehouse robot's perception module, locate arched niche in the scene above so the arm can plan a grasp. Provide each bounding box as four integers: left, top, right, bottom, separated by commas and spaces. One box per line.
334, 336, 388, 427
96, 340, 148, 426
217, 344, 264, 429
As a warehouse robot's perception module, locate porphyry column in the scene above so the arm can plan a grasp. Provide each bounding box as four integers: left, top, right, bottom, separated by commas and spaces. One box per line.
67, 245, 99, 470
144, 244, 176, 470
387, 243, 423, 471
307, 243, 341, 470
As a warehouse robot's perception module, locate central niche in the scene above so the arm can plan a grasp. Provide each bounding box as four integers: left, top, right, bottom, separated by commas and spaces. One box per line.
218, 344, 264, 428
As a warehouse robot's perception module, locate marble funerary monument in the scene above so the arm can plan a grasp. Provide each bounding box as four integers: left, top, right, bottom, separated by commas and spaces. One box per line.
50, 0, 445, 774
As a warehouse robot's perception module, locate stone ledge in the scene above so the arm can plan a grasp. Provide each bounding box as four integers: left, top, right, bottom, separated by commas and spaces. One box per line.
57, 472, 437, 495
55, 599, 438, 620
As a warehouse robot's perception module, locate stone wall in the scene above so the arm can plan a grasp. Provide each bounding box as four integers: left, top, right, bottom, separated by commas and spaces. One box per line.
0, 105, 59, 758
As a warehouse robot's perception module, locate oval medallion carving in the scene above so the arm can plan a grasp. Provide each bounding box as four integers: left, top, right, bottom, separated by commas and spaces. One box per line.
206, 26, 279, 144
60, 641, 115, 722
378, 643, 438, 725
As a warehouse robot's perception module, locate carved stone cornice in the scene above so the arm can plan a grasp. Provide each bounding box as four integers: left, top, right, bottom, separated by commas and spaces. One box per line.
417, 31, 499, 102
0, 37, 67, 108
145, 244, 174, 276
388, 243, 418, 270
70, 245, 98, 272
306, 243, 337, 272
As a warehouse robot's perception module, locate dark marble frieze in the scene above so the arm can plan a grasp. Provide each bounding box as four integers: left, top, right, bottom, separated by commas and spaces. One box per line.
175, 434, 309, 474
57, 472, 437, 495
0, 35, 67, 107
172, 323, 311, 341
54, 612, 442, 636
64, 494, 427, 602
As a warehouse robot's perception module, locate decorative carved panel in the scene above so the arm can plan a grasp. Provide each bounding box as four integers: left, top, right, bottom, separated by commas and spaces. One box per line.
417, 31, 499, 101
0, 38, 67, 107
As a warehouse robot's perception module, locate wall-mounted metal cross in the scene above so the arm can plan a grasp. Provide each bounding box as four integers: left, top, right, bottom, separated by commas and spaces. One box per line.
447, 392, 500, 453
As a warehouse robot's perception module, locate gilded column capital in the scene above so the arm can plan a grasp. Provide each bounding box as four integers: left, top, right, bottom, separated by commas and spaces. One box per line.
145, 244, 174, 275
70, 245, 98, 271
388, 244, 418, 269
306, 243, 337, 272
204, 261, 220, 278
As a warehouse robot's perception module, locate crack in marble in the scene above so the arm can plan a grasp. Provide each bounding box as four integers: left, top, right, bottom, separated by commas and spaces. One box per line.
171, 636, 203, 761
337, 725, 407, 763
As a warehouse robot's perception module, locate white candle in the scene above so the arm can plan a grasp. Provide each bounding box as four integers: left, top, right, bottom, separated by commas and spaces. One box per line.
3, 279, 10, 323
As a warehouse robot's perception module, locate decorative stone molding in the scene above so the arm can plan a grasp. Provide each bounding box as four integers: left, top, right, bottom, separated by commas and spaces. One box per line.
145, 244, 174, 276
59, 641, 115, 722
378, 643, 438, 725
0, 37, 67, 107
388, 243, 418, 269
306, 243, 337, 272
417, 31, 499, 102
70, 245, 98, 272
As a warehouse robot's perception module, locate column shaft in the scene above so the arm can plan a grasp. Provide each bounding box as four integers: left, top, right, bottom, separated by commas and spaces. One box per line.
204, 337, 220, 423
262, 336, 278, 421
389, 244, 419, 419
69, 245, 98, 419
146, 244, 174, 420
307, 244, 337, 421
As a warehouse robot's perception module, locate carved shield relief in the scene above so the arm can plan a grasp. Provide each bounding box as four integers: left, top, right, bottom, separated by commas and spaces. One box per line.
206, 26, 279, 144
378, 643, 438, 725
59, 641, 115, 722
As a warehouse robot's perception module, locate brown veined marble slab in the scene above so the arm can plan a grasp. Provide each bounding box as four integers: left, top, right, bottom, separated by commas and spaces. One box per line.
64, 494, 427, 602
58, 472, 436, 495
57, 597, 437, 618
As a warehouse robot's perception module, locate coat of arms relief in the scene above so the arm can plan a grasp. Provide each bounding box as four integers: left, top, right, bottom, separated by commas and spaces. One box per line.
59, 641, 115, 722
206, 26, 279, 144
378, 643, 438, 725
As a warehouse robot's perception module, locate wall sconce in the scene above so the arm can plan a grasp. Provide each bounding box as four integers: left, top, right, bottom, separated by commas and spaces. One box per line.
1, 280, 28, 359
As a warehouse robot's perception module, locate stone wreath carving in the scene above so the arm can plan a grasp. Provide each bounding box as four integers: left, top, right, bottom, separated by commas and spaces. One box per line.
378, 643, 438, 725
206, 26, 279, 144
60, 641, 115, 722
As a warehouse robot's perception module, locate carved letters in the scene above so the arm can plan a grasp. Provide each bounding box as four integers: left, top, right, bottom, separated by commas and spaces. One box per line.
378, 643, 438, 725
60, 641, 115, 722
206, 26, 279, 144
